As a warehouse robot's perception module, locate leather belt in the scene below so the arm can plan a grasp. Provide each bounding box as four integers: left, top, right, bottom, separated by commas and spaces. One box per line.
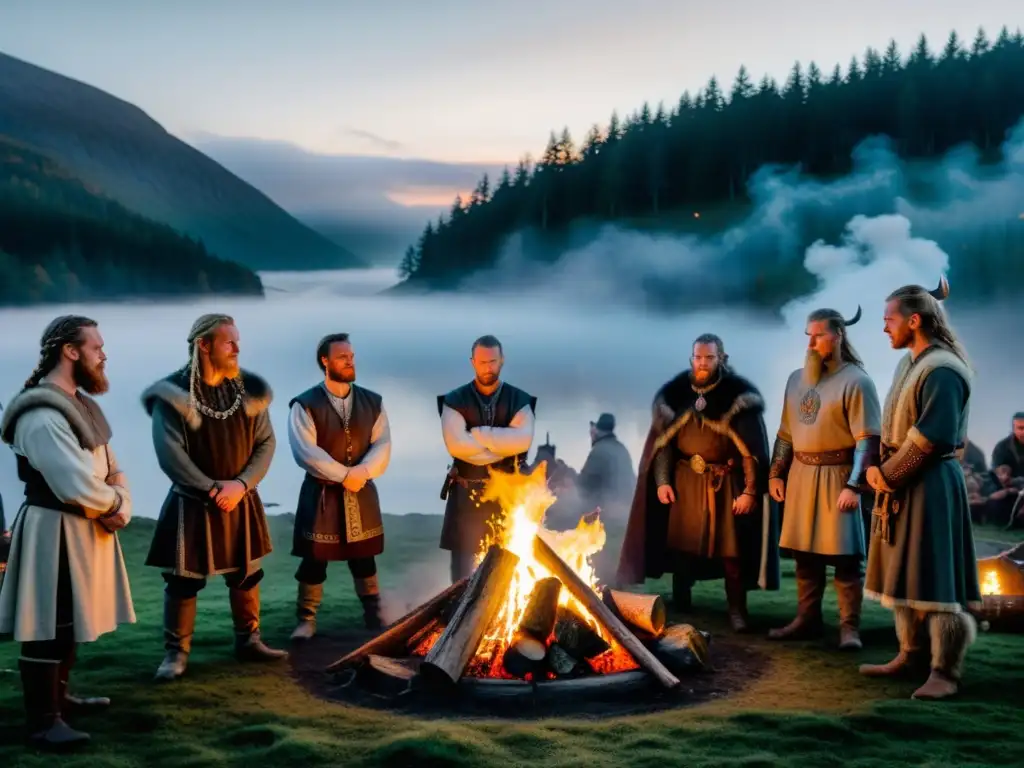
677, 454, 732, 476
794, 448, 855, 466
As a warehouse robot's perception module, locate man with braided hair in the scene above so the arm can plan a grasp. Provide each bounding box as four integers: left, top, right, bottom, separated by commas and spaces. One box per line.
142, 313, 285, 681
0, 315, 135, 749
860, 277, 981, 700
617, 334, 780, 632
766, 307, 882, 650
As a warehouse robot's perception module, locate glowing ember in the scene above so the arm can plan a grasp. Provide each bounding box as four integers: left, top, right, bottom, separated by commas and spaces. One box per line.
982, 569, 1001, 596
415, 461, 638, 678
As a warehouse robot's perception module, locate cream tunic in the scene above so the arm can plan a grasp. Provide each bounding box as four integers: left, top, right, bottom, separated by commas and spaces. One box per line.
776, 362, 881, 557
0, 407, 136, 642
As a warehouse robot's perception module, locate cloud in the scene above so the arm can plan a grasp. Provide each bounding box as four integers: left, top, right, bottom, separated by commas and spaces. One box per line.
188, 132, 502, 216
340, 126, 404, 153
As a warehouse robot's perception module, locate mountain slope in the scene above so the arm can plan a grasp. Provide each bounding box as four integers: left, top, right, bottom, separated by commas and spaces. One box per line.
0, 52, 363, 272
0, 134, 263, 306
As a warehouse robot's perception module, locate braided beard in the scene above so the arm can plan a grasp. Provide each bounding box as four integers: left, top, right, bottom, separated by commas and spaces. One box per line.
804, 350, 825, 387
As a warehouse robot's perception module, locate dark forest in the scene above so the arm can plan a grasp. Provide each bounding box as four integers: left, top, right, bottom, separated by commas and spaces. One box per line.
399, 28, 1024, 306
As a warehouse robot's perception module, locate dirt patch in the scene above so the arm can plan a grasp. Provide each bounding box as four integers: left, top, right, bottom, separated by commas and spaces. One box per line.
287, 626, 770, 720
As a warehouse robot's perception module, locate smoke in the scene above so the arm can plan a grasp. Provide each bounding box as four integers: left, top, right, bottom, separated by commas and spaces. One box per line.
472, 118, 1024, 312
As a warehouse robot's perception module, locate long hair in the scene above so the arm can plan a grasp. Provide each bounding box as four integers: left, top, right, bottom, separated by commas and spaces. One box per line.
182, 313, 238, 413
23, 315, 98, 391
806, 306, 864, 367
887, 277, 969, 365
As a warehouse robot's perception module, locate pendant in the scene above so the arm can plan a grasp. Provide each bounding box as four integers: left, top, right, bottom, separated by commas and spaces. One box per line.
695, 394, 706, 412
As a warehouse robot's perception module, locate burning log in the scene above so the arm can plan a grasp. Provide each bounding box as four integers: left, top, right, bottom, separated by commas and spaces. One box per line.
326, 578, 468, 672
502, 632, 547, 679
532, 534, 681, 689
518, 577, 562, 641
553, 606, 610, 659
603, 589, 666, 639
546, 642, 579, 677
420, 545, 520, 686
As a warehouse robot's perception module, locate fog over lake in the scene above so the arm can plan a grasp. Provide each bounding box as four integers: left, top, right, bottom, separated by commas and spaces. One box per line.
0, 259, 1019, 523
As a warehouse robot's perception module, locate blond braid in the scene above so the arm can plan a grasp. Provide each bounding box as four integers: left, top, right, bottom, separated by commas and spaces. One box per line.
182, 313, 244, 420
23, 315, 97, 391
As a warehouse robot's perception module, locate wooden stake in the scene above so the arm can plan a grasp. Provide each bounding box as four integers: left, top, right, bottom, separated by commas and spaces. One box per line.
419, 545, 519, 686
325, 577, 468, 672
532, 534, 680, 689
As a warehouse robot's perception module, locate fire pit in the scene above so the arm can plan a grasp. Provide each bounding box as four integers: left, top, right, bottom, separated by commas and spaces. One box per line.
972, 543, 1024, 632
325, 464, 711, 705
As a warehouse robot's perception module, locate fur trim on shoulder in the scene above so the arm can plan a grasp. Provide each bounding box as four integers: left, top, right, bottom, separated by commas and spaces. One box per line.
657, 369, 763, 421
140, 369, 271, 430
140, 378, 201, 430
240, 370, 273, 416
0, 386, 105, 449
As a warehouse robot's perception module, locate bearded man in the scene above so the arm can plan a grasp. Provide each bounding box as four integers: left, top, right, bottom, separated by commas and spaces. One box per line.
288, 333, 392, 637
767, 307, 882, 650
142, 313, 285, 682
617, 334, 780, 632
439, 335, 536, 583
860, 277, 981, 700
0, 316, 134, 749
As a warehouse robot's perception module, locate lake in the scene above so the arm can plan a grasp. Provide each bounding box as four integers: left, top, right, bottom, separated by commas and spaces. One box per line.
0, 267, 1018, 521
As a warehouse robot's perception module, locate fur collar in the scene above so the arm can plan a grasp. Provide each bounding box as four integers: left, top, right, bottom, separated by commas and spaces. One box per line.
651, 370, 763, 454
140, 369, 273, 431
656, 369, 763, 423
0, 384, 110, 450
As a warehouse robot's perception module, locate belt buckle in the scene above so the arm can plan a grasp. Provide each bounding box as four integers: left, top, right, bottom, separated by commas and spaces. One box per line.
689, 455, 706, 474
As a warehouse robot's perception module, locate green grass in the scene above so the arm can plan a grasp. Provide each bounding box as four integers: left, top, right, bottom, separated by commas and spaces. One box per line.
2, 515, 1022, 767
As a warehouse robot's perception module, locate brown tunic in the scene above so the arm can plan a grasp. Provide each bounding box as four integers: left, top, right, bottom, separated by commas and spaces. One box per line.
141, 369, 276, 578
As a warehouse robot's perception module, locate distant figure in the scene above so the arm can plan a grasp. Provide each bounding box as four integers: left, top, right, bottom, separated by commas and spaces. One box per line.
577, 413, 636, 522
962, 439, 987, 474
990, 412, 1024, 478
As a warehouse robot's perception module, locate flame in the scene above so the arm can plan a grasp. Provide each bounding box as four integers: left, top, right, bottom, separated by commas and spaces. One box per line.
458, 462, 636, 678
982, 569, 1001, 596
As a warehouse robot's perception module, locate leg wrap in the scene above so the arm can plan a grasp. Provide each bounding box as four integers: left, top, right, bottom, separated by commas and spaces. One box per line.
928, 611, 977, 681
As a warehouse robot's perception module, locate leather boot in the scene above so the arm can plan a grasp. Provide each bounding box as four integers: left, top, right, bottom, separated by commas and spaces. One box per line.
672, 571, 693, 612
912, 611, 977, 700
834, 575, 864, 651
19, 657, 90, 749
355, 574, 383, 630
229, 585, 288, 662
724, 561, 750, 633
155, 594, 196, 681
291, 582, 323, 641
60, 643, 110, 711
860, 606, 926, 677
768, 558, 824, 640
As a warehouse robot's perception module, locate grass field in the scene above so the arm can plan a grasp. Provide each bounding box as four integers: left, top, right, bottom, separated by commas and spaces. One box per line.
2, 513, 1022, 768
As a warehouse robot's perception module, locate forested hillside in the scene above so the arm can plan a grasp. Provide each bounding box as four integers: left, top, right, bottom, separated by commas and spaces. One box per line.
0, 135, 263, 306
399, 27, 1024, 306
0, 52, 363, 272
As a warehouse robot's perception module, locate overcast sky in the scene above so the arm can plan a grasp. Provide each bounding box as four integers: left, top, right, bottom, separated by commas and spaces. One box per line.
2, 0, 1020, 167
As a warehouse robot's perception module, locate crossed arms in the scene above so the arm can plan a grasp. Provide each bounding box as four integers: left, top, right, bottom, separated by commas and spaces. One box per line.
441, 404, 535, 465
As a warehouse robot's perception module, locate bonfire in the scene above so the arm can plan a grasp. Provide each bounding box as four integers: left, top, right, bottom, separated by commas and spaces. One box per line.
326, 462, 710, 699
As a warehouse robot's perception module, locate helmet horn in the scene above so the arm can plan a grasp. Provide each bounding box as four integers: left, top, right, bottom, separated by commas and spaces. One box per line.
843, 305, 862, 326
928, 276, 950, 301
